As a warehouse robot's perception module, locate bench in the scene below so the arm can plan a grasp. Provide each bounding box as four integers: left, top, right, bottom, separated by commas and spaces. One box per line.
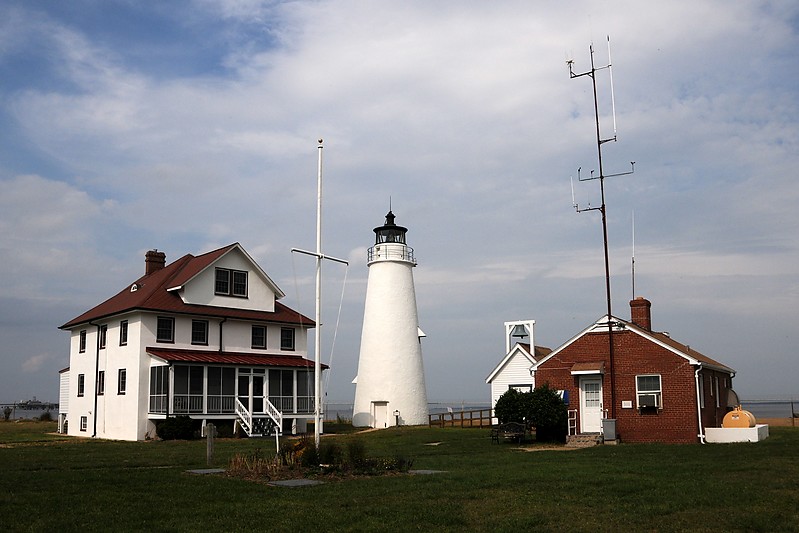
491, 422, 529, 444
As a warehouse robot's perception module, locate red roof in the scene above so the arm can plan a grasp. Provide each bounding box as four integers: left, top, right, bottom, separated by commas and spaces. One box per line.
60, 243, 313, 330
147, 347, 328, 369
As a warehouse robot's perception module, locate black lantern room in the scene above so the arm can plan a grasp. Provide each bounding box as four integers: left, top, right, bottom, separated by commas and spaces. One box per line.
373, 210, 407, 245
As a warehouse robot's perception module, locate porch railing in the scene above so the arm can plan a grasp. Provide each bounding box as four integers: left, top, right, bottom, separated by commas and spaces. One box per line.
172, 394, 204, 414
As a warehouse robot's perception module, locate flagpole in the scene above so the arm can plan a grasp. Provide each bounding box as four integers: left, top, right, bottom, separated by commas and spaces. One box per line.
314, 139, 323, 448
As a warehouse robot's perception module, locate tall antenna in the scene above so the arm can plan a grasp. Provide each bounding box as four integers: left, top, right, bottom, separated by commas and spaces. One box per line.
568, 36, 635, 421
631, 209, 636, 300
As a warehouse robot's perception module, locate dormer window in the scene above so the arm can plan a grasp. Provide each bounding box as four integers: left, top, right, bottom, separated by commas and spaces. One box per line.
215, 268, 248, 297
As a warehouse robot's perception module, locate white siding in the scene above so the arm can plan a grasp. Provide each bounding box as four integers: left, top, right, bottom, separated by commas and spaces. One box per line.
489, 351, 536, 412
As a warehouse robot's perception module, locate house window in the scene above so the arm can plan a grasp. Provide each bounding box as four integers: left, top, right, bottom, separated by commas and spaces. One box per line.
119, 320, 128, 346
149, 366, 169, 414
191, 320, 209, 345
77, 374, 85, 397
80, 416, 87, 432
156, 317, 174, 343
99, 324, 107, 349
714, 376, 720, 408
232, 270, 247, 297
280, 328, 295, 351
509, 384, 533, 393
214, 268, 230, 294
215, 268, 247, 297
79, 330, 87, 353
252, 325, 267, 349
636, 374, 662, 409
173, 365, 204, 413
118, 369, 127, 395
97, 371, 105, 395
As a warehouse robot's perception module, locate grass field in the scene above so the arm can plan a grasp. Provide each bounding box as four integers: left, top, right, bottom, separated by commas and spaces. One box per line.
1, 421, 797, 532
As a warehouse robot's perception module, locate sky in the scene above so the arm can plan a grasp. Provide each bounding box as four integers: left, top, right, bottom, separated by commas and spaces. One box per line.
1, 1, 797, 406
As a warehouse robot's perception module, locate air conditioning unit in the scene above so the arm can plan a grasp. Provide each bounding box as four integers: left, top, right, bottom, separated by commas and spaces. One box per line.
638, 394, 659, 408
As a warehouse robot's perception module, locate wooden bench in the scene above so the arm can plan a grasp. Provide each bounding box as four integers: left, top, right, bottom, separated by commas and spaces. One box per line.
491, 422, 529, 444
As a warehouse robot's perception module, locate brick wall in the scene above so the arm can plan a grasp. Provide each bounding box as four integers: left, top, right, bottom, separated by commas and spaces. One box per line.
536, 330, 728, 444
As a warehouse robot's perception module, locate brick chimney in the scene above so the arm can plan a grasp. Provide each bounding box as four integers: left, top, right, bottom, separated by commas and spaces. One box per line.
630, 297, 652, 331
145, 250, 166, 275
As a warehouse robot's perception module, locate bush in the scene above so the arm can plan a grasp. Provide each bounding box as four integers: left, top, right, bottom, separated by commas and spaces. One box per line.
528, 384, 568, 443
39, 411, 53, 422
156, 416, 199, 440
494, 384, 567, 442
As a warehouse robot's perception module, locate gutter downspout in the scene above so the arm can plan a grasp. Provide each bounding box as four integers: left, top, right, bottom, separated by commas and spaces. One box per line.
218, 317, 227, 353
89, 321, 101, 438
695, 365, 706, 444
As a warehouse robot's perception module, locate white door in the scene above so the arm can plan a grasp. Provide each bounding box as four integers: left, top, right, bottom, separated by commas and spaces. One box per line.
580, 377, 603, 433
373, 402, 388, 428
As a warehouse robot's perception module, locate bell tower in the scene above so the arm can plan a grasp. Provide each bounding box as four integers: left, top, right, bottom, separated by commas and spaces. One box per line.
352, 210, 428, 427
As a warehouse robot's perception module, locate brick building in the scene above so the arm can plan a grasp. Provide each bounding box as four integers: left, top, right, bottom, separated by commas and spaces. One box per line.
531, 297, 735, 444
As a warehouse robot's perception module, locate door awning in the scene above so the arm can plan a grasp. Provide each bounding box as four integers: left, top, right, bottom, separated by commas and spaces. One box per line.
570, 361, 605, 375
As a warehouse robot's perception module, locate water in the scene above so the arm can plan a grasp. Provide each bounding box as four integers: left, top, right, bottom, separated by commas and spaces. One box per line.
2, 406, 59, 421
742, 400, 797, 419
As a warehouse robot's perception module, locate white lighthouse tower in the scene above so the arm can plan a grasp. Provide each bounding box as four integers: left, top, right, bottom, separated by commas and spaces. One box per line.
352, 210, 428, 427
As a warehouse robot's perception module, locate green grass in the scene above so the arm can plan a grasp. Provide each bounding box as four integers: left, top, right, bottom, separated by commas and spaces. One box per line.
1, 421, 798, 532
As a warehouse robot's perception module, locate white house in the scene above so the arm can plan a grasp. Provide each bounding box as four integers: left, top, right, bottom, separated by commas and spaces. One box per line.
485, 320, 552, 421
58, 243, 322, 441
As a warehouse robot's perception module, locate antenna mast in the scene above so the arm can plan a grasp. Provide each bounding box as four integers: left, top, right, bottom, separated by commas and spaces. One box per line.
568, 36, 634, 420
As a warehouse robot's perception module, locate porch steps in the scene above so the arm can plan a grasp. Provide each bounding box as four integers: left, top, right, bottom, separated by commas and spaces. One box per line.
566, 433, 603, 448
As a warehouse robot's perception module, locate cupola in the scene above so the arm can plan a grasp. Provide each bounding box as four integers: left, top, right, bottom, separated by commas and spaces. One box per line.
373, 210, 407, 245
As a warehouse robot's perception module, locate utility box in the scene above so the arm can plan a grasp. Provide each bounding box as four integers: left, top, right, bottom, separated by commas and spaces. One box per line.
602, 418, 617, 441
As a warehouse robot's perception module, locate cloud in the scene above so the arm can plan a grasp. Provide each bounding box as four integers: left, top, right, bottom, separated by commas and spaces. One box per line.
21, 353, 51, 374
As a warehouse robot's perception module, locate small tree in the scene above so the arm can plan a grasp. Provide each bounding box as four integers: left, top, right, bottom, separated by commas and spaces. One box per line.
493, 388, 530, 425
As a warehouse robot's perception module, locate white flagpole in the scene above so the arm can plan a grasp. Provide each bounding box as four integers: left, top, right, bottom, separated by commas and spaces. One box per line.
314, 139, 323, 448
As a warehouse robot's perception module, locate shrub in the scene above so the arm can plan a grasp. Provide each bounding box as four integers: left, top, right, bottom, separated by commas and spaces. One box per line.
528, 383, 568, 443
39, 410, 53, 422
156, 416, 199, 440
494, 388, 529, 424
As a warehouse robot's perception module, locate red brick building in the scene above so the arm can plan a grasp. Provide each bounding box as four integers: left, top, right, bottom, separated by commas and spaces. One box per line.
532, 298, 735, 444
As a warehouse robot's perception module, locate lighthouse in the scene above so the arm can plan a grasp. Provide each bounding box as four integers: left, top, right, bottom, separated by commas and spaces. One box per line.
352, 210, 428, 427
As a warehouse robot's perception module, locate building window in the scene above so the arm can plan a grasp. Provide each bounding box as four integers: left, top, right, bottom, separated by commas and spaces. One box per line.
714, 376, 720, 408
119, 320, 128, 346
97, 371, 105, 395
173, 365, 204, 413
99, 324, 108, 349
149, 366, 169, 414
232, 270, 247, 297
80, 416, 87, 432
77, 374, 85, 397
509, 384, 533, 393
252, 325, 267, 349
215, 268, 247, 297
156, 317, 174, 343
191, 320, 209, 345
636, 374, 662, 409
280, 328, 295, 351
79, 330, 87, 353
118, 369, 127, 395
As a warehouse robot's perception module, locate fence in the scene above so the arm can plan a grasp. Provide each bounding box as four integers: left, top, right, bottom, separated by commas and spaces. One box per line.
428, 408, 494, 428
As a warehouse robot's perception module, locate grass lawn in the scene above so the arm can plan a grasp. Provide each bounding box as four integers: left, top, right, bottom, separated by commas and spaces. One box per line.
1, 421, 798, 532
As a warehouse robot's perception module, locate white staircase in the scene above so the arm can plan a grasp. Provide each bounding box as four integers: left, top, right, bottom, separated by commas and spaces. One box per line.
235, 398, 282, 438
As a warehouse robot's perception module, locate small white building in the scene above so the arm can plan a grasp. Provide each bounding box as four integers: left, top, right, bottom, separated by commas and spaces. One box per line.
353, 211, 428, 427
58, 243, 322, 441
485, 321, 552, 421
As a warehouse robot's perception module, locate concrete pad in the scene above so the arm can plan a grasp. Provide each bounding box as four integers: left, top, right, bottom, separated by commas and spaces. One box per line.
187, 468, 226, 475
268, 478, 324, 487
409, 469, 446, 475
